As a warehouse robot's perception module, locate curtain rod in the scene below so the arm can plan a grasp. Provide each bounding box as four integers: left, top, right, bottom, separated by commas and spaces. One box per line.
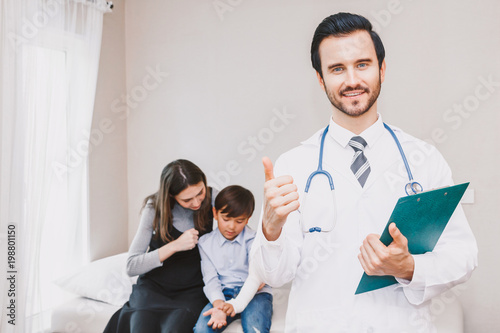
85, 0, 114, 11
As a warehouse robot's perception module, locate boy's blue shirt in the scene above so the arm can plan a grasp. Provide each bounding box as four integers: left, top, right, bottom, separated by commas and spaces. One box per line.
198, 225, 271, 304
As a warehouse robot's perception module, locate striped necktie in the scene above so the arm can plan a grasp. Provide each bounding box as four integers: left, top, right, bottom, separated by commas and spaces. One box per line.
349, 136, 370, 187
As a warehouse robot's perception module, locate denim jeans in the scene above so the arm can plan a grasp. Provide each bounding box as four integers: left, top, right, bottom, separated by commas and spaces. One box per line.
193, 287, 273, 333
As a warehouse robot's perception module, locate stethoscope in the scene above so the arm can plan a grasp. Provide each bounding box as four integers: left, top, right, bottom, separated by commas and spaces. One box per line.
301, 123, 423, 233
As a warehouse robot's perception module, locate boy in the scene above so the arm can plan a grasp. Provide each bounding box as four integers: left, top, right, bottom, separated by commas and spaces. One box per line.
194, 185, 273, 332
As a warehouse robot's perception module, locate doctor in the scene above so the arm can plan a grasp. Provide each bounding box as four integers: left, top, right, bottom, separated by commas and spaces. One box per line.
251, 12, 478, 332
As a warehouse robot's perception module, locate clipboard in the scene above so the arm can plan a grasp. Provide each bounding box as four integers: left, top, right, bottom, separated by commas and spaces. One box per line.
355, 182, 470, 295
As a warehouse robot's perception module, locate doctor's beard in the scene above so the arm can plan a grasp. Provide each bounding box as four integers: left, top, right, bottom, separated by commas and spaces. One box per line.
324, 76, 382, 118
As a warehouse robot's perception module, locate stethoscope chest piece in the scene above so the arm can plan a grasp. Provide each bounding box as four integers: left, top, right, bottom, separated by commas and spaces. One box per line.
405, 181, 423, 195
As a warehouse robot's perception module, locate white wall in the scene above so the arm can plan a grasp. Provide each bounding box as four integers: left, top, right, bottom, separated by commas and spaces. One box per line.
89, 0, 128, 260
92, 0, 500, 331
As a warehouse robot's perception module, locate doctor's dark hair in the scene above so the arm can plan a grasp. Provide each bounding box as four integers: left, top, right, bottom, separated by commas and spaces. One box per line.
143, 159, 212, 242
311, 12, 385, 77
214, 185, 255, 218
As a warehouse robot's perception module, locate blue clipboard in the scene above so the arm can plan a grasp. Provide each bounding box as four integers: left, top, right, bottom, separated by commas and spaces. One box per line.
355, 182, 470, 295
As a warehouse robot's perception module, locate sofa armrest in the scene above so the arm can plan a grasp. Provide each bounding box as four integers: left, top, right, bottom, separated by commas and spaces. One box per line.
51, 297, 120, 333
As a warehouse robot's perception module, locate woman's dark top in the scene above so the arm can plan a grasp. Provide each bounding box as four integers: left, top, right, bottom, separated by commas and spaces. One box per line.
103, 192, 213, 333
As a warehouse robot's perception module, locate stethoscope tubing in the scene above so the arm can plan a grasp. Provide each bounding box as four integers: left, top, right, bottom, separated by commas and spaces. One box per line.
301, 122, 423, 233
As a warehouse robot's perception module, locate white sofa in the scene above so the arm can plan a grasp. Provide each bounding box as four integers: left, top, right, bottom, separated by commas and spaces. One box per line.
50, 288, 288, 333
51, 253, 287, 332
51, 253, 464, 333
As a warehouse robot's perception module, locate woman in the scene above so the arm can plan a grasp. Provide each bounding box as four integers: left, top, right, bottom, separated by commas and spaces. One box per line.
104, 159, 216, 333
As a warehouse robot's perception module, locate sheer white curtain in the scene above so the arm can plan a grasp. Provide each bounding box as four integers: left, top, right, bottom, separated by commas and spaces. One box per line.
0, 0, 111, 331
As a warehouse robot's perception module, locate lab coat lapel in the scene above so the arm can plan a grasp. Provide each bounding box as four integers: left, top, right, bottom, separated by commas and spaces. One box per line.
361, 123, 416, 193
360, 141, 403, 192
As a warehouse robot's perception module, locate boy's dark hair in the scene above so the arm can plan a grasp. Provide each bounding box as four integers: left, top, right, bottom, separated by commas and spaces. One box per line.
311, 12, 386, 77
215, 185, 255, 218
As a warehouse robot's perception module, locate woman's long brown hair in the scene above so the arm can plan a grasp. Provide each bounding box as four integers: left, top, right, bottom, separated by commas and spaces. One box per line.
143, 159, 212, 243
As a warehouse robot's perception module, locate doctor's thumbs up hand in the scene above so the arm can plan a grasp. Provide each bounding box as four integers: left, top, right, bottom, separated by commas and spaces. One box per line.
358, 223, 415, 281
262, 157, 300, 241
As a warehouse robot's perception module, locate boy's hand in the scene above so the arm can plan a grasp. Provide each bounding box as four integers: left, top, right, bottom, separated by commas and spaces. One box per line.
219, 302, 236, 317
203, 307, 227, 329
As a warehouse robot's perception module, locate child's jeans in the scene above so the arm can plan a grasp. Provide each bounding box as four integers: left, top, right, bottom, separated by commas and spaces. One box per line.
193, 286, 273, 333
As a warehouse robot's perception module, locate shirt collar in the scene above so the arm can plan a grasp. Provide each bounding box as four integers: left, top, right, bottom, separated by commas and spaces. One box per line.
215, 226, 246, 246
328, 113, 385, 149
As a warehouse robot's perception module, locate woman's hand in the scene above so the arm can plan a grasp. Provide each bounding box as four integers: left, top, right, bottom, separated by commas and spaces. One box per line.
158, 228, 199, 262
172, 228, 199, 252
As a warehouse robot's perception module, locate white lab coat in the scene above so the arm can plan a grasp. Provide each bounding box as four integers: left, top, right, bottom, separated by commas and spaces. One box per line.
251, 116, 477, 333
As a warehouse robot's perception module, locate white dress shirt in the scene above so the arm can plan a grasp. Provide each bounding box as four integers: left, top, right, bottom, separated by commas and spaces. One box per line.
251, 115, 477, 333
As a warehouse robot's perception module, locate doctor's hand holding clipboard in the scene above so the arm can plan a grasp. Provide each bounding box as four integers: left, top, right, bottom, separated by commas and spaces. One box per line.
357, 222, 414, 281
261, 156, 415, 282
